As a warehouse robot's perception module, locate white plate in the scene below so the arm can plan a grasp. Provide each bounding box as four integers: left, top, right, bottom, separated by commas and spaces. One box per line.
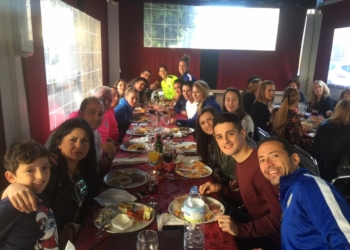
120, 142, 146, 152
168, 196, 224, 224
173, 127, 194, 135
175, 160, 212, 178
94, 202, 155, 233
173, 142, 197, 152
103, 169, 147, 189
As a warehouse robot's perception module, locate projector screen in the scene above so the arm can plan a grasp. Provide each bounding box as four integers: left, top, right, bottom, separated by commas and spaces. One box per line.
144, 3, 280, 51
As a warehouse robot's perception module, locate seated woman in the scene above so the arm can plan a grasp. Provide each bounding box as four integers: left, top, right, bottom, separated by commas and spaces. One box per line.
173, 79, 186, 114
114, 87, 138, 141
223, 87, 254, 139
310, 99, 350, 182
173, 80, 221, 128
178, 54, 196, 82
182, 81, 197, 118
196, 107, 236, 185
270, 88, 313, 151
158, 65, 178, 100
2, 118, 98, 238
250, 80, 275, 141
113, 79, 127, 97
308, 80, 335, 118
243, 78, 261, 114
287, 77, 306, 103
339, 88, 350, 100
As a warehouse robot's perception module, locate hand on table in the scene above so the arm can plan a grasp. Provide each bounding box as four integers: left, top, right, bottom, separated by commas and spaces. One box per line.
100, 142, 117, 159
215, 214, 238, 236
199, 182, 222, 195
2, 183, 40, 213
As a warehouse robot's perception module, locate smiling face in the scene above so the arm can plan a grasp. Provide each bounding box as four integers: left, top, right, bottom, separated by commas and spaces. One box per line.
116, 81, 126, 96
313, 83, 324, 97
125, 91, 138, 107
79, 100, 104, 131
199, 111, 214, 135
110, 88, 120, 108
174, 83, 182, 95
224, 91, 239, 113
158, 67, 168, 80
134, 80, 146, 92
258, 141, 300, 186
265, 84, 275, 101
179, 61, 188, 75
192, 86, 204, 102
182, 85, 193, 101
213, 122, 246, 157
7, 157, 51, 193
58, 128, 90, 165
140, 71, 151, 82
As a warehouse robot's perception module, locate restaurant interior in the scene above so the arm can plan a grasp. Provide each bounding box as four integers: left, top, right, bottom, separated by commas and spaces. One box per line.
0, 0, 350, 248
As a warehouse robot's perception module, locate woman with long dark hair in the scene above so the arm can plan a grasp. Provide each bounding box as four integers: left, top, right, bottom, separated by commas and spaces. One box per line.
196, 107, 236, 184
2, 118, 98, 237
222, 87, 254, 138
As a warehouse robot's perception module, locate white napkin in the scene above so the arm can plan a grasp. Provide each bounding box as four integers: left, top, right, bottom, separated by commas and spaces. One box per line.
130, 137, 148, 143
94, 188, 137, 206
173, 131, 183, 138
157, 213, 184, 230
113, 158, 148, 166
131, 122, 148, 126
65, 240, 75, 250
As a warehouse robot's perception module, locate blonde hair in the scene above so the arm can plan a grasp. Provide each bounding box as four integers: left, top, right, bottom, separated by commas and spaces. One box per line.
309, 80, 330, 106
246, 79, 261, 94
329, 99, 350, 125
272, 88, 300, 129
193, 80, 210, 112
256, 80, 275, 105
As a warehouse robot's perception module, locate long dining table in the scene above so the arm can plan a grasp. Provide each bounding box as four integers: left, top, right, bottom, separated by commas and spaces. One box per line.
74, 113, 239, 250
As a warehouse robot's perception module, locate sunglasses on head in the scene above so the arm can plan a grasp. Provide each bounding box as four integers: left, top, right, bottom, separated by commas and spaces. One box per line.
72, 175, 88, 197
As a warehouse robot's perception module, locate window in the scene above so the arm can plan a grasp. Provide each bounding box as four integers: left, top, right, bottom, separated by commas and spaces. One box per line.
327, 27, 350, 87
144, 3, 280, 50
41, 0, 102, 130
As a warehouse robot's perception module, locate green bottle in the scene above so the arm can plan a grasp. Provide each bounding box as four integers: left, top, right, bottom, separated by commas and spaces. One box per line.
154, 134, 163, 154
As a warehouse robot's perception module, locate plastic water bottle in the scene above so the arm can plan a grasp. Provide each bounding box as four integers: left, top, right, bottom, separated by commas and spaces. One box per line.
183, 186, 205, 250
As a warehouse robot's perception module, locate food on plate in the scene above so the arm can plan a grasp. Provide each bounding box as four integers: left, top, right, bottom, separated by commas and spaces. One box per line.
179, 127, 192, 133
107, 170, 146, 187
176, 143, 197, 151
131, 115, 149, 122
175, 160, 211, 178
94, 203, 155, 230
116, 176, 132, 187
134, 107, 146, 113
126, 143, 145, 151
133, 127, 152, 134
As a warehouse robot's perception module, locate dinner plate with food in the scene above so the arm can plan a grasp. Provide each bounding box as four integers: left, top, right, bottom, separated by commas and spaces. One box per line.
94, 202, 155, 233
175, 160, 212, 178
129, 115, 150, 123
173, 142, 197, 152
133, 107, 146, 114
120, 142, 146, 152
171, 127, 195, 135
168, 196, 224, 224
104, 169, 147, 189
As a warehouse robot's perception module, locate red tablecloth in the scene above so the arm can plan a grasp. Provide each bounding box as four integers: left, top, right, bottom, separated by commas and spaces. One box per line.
74, 114, 238, 250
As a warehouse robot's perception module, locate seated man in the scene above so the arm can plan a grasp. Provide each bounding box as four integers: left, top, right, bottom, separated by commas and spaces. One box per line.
127, 69, 159, 93
46, 97, 116, 172
258, 136, 350, 249
127, 77, 148, 104
199, 113, 281, 249
114, 87, 138, 142
69, 86, 118, 144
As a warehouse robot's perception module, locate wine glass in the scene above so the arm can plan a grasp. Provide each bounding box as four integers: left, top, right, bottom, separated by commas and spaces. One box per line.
136, 230, 158, 250
146, 170, 159, 207
162, 141, 175, 180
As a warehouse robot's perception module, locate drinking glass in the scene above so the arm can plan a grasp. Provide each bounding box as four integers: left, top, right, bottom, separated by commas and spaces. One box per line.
136, 230, 158, 250
147, 145, 160, 169
146, 170, 159, 207
162, 141, 175, 180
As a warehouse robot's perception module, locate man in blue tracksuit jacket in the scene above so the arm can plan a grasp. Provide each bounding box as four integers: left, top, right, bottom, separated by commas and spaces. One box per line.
258, 136, 350, 250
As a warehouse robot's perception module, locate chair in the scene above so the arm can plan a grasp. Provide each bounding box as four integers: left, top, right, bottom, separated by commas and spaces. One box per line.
257, 127, 270, 142
331, 175, 350, 205
293, 145, 320, 177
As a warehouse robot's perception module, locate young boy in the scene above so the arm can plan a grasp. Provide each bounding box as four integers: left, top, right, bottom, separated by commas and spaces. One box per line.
0, 140, 59, 249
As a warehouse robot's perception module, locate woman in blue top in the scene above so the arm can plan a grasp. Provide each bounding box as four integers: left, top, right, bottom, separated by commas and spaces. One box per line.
178, 54, 196, 82
114, 87, 138, 141
173, 80, 221, 128
173, 79, 186, 114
